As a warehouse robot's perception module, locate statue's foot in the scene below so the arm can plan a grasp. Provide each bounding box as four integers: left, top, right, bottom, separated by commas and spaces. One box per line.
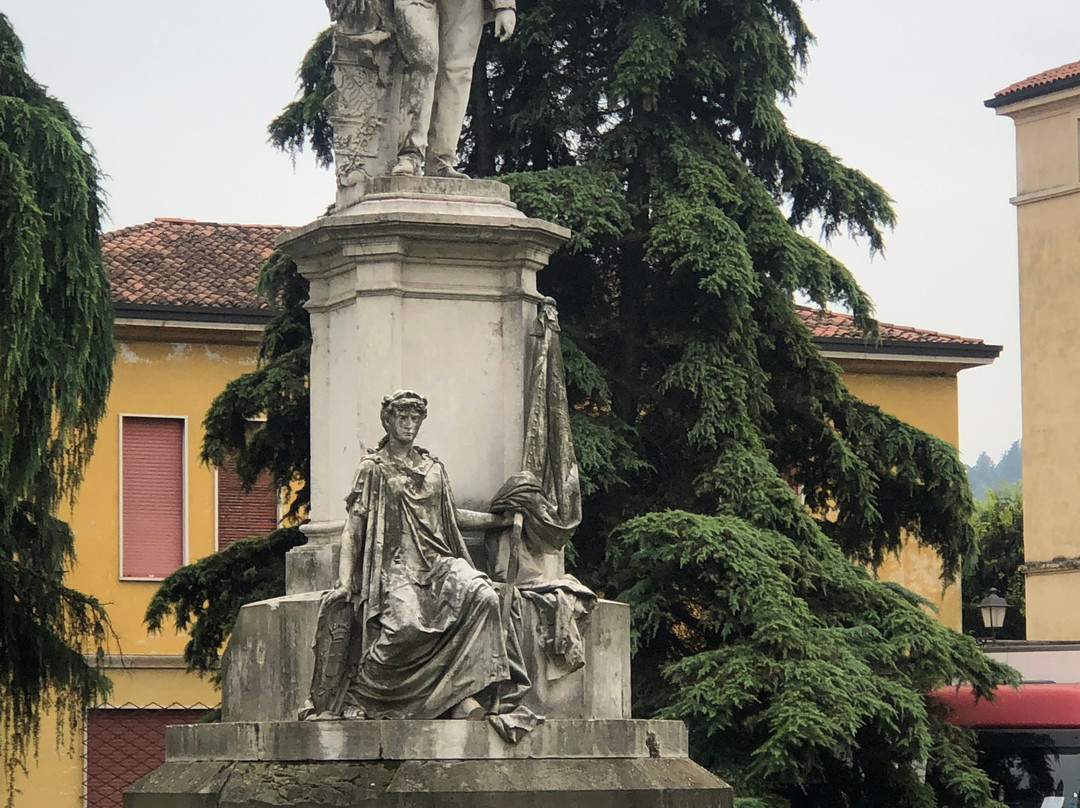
448, 696, 486, 720
427, 163, 470, 180
391, 154, 422, 177
301, 709, 344, 722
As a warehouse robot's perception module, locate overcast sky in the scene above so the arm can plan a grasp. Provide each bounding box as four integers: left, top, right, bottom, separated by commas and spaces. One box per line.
6, 0, 1077, 464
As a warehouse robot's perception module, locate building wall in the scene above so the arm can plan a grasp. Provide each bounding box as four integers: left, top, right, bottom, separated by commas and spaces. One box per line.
841, 369, 963, 630
12, 666, 216, 807
1025, 570, 1080, 641
12, 716, 85, 808
999, 86, 1080, 642
64, 337, 259, 652
11, 329, 257, 807
1018, 191, 1080, 567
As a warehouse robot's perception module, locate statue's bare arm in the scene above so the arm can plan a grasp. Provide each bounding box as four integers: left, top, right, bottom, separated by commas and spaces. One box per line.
337, 508, 362, 593
456, 508, 515, 531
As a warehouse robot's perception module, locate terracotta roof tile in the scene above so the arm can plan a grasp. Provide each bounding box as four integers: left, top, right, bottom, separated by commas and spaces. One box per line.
796, 306, 986, 347
993, 59, 1080, 100
103, 218, 290, 309
102, 220, 992, 353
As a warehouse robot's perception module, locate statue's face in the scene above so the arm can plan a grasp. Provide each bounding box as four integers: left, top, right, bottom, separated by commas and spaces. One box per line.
385, 407, 424, 444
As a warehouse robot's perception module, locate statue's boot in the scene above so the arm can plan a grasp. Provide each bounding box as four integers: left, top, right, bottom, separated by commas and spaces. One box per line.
391, 153, 423, 176
426, 156, 469, 179
448, 696, 486, 720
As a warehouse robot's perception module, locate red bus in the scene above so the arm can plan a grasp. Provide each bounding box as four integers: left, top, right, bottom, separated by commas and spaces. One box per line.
933, 683, 1080, 808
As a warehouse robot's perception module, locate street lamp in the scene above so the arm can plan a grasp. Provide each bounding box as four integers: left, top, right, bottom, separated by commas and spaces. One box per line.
979, 588, 1008, 638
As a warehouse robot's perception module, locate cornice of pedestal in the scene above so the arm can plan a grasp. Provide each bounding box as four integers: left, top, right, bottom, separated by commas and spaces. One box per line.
277, 176, 570, 263
277, 178, 571, 313
299, 520, 346, 545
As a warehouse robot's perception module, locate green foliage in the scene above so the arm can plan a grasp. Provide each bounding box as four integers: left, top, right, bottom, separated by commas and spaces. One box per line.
201, 250, 312, 523
254, 3, 1013, 805
144, 528, 306, 679
612, 510, 1014, 805
966, 442, 1021, 502
0, 12, 114, 799
504, 166, 632, 251
267, 27, 333, 168
962, 487, 1024, 640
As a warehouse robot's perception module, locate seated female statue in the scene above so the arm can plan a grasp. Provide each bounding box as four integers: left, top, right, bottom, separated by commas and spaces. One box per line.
304, 390, 519, 721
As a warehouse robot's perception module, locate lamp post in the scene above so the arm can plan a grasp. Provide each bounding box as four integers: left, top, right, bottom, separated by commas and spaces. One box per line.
979, 587, 1009, 640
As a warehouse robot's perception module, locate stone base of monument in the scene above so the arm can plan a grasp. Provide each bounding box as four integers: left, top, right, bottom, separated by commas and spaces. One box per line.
127, 594, 733, 807
125, 719, 732, 808
220, 594, 633, 724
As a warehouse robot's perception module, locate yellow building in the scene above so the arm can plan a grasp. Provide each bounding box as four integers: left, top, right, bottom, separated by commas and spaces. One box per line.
989, 61, 1080, 645
11, 218, 286, 808
798, 307, 1000, 629
921, 64, 1080, 797
11, 218, 999, 807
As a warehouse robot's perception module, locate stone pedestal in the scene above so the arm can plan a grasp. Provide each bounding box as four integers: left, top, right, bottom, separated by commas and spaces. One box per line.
127, 720, 733, 808
221, 597, 631, 724
129, 757, 730, 808
276, 176, 569, 524
276, 176, 569, 593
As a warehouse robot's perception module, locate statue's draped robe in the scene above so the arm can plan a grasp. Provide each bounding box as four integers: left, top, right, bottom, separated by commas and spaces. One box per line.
340, 450, 510, 719
491, 302, 596, 678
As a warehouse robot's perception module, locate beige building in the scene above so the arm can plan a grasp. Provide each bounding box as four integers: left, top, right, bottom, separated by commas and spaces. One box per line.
988, 60, 1080, 644
926, 67, 1080, 802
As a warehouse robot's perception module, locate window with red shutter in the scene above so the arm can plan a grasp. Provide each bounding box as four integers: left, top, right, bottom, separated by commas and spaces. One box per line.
121, 416, 184, 579
85, 707, 208, 808
216, 451, 279, 550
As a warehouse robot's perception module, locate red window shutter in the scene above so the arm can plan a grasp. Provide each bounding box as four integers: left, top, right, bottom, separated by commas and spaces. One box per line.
85, 707, 208, 808
122, 417, 184, 578
217, 452, 278, 550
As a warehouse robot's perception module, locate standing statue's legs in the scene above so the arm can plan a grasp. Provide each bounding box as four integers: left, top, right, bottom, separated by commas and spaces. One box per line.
426, 0, 485, 177
393, 0, 440, 175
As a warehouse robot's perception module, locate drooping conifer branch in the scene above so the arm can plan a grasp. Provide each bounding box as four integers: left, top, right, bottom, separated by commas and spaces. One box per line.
0, 13, 115, 801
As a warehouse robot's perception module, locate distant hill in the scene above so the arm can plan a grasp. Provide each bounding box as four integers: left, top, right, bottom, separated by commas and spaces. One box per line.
966, 441, 1021, 501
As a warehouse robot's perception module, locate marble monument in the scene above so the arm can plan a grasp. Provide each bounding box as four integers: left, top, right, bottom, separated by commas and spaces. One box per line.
124, 3, 732, 805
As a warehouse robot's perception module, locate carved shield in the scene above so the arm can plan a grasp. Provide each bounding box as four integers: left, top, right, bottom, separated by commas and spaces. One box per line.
308, 589, 361, 715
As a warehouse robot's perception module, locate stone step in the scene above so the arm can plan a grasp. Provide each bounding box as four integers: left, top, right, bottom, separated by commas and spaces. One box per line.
167, 718, 687, 762
127, 758, 734, 808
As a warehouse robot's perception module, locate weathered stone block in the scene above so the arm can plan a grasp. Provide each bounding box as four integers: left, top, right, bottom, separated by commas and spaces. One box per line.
127, 759, 733, 808
123, 761, 233, 808
220, 761, 399, 808
220, 592, 321, 723
260, 720, 383, 762
222, 594, 630, 723
167, 719, 688, 762
168, 722, 262, 761
521, 598, 631, 720
385, 758, 733, 808
285, 543, 339, 595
